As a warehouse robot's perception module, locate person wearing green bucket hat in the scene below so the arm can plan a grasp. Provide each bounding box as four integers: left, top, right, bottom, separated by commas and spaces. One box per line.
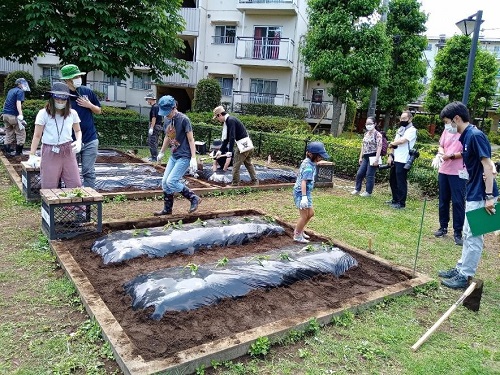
61, 64, 102, 189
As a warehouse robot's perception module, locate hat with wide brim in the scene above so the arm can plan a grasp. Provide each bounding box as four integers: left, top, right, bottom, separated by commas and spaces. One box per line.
158, 95, 176, 116
60, 64, 86, 80
47, 82, 76, 98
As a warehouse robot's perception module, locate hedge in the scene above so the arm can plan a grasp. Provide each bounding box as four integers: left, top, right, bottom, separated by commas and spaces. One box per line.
239, 103, 307, 120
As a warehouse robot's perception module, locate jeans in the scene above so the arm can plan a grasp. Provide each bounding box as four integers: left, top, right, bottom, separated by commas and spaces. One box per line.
389, 162, 409, 206
162, 155, 189, 194
79, 139, 98, 188
455, 199, 496, 278
438, 173, 466, 235
355, 155, 377, 194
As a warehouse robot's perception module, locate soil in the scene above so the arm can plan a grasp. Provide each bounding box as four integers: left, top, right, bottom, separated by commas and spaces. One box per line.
61, 215, 411, 362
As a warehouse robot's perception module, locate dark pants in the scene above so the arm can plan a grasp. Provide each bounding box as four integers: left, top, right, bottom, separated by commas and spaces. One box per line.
389, 162, 409, 207
438, 173, 466, 235
148, 124, 163, 159
355, 154, 377, 194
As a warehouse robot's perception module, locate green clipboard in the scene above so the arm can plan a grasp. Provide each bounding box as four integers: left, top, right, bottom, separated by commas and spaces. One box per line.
466, 205, 500, 236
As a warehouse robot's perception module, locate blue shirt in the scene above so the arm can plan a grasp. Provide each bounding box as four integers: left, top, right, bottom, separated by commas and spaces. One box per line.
69, 86, 101, 144
2, 87, 25, 116
459, 124, 498, 201
164, 112, 193, 159
149, 103, 163, 126
293, 158, 317, 196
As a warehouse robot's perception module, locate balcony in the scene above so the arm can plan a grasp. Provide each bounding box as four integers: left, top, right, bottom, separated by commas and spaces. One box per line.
231, 91, 289, 108
235, 37, 294, 69
160, 61, 198, 87
181, 8, 200, 36
236, 0, 297, 15
0, 58, 31, 74
87, 81, 127, 107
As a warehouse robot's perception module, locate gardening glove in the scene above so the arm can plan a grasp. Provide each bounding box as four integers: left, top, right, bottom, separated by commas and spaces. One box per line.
189, 157, 197, 171
157, 152, 164, 162
148, 127, 153, 136
299, 196, 309, 209
17, 118, 27, 130
431, 154, 442, 169
215, 150, 222, 158
27, 155, 41, 168
17, 115, 24, 122
71, 139, 82, 154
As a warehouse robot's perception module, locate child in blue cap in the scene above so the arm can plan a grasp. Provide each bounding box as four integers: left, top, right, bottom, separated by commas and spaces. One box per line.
293, 141, 330, 243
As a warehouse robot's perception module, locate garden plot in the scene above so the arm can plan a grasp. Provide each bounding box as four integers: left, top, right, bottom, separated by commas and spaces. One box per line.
50, 209, 432, 375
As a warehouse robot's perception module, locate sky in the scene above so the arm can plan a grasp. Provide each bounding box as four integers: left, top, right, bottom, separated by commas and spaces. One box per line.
418, 0, 500, 39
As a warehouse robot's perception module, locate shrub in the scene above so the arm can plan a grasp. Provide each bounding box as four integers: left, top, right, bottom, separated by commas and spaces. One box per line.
488, 131, 500, 145
30, 78, 52, 100
192, 78, 222, 112
239, 103, 307, 120
3, 70, 36, 98
412, 114, 432, 130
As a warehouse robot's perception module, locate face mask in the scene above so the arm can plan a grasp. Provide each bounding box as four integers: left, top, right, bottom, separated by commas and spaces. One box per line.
447, 122, 458, 134
55, 102, 66, 110
444, 123, 452, 132
365, 124, 375, 131
73, 77, 82, 88
400, 120, 409, 127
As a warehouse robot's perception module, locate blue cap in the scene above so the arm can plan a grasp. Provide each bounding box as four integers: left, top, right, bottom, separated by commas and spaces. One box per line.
158, 95, 176, 116
307, 141, 330, 159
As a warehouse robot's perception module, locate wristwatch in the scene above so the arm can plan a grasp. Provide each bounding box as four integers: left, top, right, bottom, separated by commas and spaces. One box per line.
485, 194, 495, 200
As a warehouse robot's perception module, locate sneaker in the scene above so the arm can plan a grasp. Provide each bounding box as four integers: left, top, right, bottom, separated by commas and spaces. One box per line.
437, 268, 458, 279
360, 192, 372, 197
385, 199, 395, 205
454, 234, 463, 246
441, 274, 468, 289
302, 232, 310, 239
434, 227, 448, 237
390, 203, 404, 209
351, 190, 360, 195
293, 234, 310, 243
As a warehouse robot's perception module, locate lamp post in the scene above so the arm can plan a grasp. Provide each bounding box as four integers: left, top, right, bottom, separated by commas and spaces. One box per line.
455, 10, 483, 105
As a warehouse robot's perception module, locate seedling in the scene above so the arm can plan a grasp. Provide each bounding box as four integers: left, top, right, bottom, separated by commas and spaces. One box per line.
162, 221, 172, 231
59, 188, 86, 198
263, 215, 275, 223
251, 255, 270, 266
248, 336, 270, 357
279, 252, 292, 261
216, 257, 229, 267
195, 218, 207, 227
304, 244, 316, 252
220, 218, 230, 225
243, 217, 254, 222
132, 228, 151, 237
112, 194, 127, 202
185, 263, 199, 276
172, 220, 183, 229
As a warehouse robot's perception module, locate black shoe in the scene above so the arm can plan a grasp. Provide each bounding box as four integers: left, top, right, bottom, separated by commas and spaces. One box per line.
434, 227, 448, 237
385, 200, 395, 205
390, 203, 404, 209
454, 234, 463, 246
438, 268, 458, 278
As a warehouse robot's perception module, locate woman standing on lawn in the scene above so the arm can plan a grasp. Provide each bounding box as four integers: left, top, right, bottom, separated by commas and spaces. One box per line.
351, 117, 383, 197
28, 82, 82, 189
293, 141, 330, 243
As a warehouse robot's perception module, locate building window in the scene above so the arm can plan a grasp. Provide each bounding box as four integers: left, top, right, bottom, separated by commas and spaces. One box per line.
494, 46, 500, 57
214, 26, 236, 44
250, 79, 277, 104
214, 77, 233, 96
132, 72, 152, 90
42, 67, 60, 84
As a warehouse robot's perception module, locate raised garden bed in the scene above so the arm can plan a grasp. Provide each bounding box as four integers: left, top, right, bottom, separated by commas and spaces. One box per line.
50, 209, 432, 375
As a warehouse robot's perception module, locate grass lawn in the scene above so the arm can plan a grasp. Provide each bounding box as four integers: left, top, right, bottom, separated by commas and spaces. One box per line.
0, 162, 498, 375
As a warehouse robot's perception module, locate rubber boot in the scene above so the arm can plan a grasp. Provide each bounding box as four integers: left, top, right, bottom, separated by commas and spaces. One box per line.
180, 187, 200, 213
15, 144, 24, 156
3, 144, 15, 158
153, 193, 174, 216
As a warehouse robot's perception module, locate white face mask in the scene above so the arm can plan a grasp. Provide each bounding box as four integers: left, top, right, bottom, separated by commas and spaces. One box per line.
444, 123, 452, 132
447, 121, 458, 134
365, 124, 375, 131
55, 102, 66, 110
73, 77, 82, 88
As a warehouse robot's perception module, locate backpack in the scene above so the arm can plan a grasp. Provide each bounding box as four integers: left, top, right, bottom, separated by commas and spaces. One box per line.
373, 131, 388, 156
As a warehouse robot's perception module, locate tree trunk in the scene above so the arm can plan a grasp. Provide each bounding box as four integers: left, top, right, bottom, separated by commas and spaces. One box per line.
383, 112, 391, 132
329, 97, 343, 136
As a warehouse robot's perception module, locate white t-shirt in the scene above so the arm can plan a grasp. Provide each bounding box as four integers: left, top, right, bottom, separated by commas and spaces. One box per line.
35, 109, 81, 145
393, 125, 417, 163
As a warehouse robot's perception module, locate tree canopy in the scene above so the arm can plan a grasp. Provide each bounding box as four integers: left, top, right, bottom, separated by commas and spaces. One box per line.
301, 0, 391, 135
0, 0, 186, 80
425, 35, 499, 119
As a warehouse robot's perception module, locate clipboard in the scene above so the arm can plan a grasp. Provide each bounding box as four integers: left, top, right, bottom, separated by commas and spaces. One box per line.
369, 156, 382, 166
466, 205, 500, 236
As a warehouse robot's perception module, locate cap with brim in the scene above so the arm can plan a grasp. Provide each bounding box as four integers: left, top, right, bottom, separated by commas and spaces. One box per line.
144, 92, 156, 100
212, 105, 225, 119
48, 82, 76, 99
307, 141, 330, 159
60, 64, 86, 80
158, 95, 176, 116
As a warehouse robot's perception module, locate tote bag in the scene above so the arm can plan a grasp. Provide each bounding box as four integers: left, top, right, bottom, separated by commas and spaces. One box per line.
235, 136, 254, 153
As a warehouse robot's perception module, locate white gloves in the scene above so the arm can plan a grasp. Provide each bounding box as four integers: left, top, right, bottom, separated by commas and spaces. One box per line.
431, 154, 443, 169
215, 150, 222, 158
299, 196, 309, 209
71, 139, 82, 153
148, 127, 153, 136
157, 152, 164, 162
189, 157, 197, 171
17, 115, 23, 121
27, 155, 41, 168
17, 119, 26, 131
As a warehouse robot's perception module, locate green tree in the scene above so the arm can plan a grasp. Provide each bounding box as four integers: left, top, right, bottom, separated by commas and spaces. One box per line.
301, 0, 391, 136
192, 78, 222, 112
377, 0, 427, 129
0, 0, 186, 81
425, 35, 499, 120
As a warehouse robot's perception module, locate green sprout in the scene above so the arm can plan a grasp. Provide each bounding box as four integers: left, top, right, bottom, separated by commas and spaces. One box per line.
263, 215, 275, 223
251, 255, 270, 266
172, 220, 183, 229
162, 221, 172, 231
216, 257, 229, 267
220, 219, 230, 225
279, 252, 292, 261
304, 244, 316, 252
185, 263, 199, 276
195, 218, 207, 227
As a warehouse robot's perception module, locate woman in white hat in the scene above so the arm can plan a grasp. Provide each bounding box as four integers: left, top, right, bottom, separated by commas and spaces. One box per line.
28, 82, 83, 189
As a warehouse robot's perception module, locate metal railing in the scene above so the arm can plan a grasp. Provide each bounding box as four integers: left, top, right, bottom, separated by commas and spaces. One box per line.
212, 36, 236, 44
0, 58, 31, 74
238, 0, 295, 4
232, 91, 289, 107
180, 8, 200, 35
160, 61, 198, 86
86, 81, 127, 103
235, 37, 294, 62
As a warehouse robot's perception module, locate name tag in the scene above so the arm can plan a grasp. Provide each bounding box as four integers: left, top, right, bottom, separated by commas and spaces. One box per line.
458, 169, 469, 180
51, 146, 60, 154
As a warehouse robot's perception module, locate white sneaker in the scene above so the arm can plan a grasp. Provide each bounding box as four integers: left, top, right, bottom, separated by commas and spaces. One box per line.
351, 190, 360, 195
360, 192, 372, 197
302, 232, 310, 239
293, 234, 310, 243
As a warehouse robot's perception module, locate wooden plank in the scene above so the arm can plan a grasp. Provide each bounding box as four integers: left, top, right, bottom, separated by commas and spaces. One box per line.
21, 161, 39, 172
40, 189, 60, 204
82, 187, 104, 202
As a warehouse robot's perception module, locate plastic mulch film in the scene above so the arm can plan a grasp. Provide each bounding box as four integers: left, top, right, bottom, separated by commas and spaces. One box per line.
197, 164, 297, 184
93, 163, 163, 191
124, 244, 358, 320
92, 215, 285, 265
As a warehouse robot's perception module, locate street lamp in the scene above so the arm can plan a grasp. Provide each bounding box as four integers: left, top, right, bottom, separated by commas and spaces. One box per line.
455, 11, 483, 105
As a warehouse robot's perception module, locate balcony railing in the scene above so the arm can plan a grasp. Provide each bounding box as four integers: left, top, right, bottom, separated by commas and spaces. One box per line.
239, 0, 294, 3
86, 81, 127, 103
180, 8, 200, 35
235, 37, 294, 62
160, 61, 198, 86
212, 36, 236, 44
232, 90, 289, 107
304, 101, 332, 120
0, 58, 31, 74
